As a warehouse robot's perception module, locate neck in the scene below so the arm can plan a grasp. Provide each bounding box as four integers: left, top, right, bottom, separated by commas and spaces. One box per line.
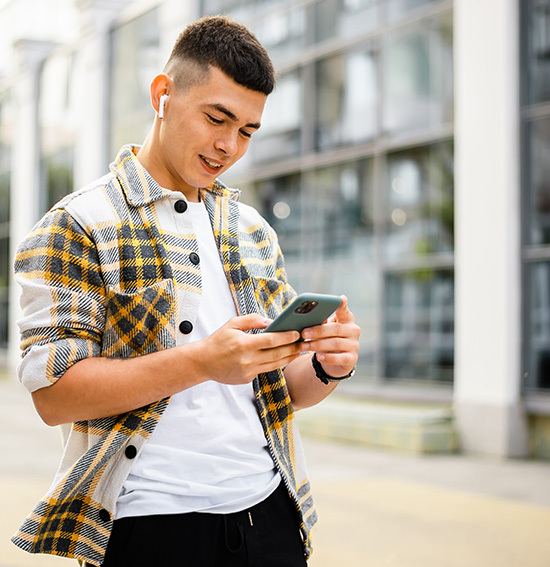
136, 129, 201, 202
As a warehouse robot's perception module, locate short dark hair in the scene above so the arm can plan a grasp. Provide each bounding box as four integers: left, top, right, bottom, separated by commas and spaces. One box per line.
164, 15, 275, 95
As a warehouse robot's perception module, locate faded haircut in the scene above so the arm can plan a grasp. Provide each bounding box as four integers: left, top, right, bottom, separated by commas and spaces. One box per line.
164, 15, 275, 95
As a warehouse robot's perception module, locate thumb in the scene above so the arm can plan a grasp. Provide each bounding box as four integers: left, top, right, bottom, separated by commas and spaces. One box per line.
334, 295, 354, 323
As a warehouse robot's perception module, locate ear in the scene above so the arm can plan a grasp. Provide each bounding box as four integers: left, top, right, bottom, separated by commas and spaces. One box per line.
150, 74, 172, 117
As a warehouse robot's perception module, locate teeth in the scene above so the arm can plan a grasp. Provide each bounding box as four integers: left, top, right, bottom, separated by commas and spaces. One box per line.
203, 157, 222, 169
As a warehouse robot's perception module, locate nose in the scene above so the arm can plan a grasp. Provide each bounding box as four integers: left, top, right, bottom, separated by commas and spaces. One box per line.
215, 130, 239, 157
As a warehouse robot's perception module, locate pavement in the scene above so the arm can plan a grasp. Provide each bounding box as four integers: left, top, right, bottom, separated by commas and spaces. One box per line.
1, 376, 550, 567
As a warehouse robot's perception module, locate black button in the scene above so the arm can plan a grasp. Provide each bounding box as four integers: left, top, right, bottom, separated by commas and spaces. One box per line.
125, 445, 137, 459
179, 320, 193, 335
174, 200, 188, 213
189, 252, 200, 265
99, 509, 111, 522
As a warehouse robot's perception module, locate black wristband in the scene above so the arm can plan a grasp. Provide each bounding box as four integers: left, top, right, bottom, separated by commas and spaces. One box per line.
311, 353, 356, 385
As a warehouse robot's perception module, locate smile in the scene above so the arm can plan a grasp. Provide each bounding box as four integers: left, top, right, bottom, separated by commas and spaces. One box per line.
200, 156, 223, 170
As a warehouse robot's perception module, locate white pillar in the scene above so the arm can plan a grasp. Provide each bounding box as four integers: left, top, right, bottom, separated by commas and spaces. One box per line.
8, 39, 57, 374
454, 0, 527, 457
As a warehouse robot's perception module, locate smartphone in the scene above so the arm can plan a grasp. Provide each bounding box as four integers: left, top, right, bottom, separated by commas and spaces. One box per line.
265, 293, 342, 336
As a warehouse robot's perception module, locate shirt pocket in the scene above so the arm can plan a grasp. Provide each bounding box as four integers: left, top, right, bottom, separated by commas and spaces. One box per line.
101, 278, 176, 358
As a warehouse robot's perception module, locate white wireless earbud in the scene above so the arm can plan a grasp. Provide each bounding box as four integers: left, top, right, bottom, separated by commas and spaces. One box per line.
158, 94, 168, 119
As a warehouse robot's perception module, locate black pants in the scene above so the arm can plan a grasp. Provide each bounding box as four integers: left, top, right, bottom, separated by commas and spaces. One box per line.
100, 482, 307, 567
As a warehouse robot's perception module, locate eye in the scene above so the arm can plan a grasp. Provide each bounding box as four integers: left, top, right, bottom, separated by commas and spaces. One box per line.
240, 129, 252, 139
206, 114, 223, 125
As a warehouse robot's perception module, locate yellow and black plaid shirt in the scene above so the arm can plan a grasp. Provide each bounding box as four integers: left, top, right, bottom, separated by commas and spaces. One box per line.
12, 145, 317, 566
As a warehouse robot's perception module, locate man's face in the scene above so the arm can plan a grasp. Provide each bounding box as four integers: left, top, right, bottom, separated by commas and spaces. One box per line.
152, 66, 266, 199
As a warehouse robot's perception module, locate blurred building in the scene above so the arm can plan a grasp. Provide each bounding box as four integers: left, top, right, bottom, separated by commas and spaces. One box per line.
0, 0, 549, 459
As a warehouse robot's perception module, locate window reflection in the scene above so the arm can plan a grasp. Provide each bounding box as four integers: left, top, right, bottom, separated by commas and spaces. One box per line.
523, 1, 550, 392
526, 118, 550, 246
313, 0, 380, 44
524, 0, 550, 104
315, 49, 377, 150
311, 160, 374, 258
253, 71, 302, 162
254, 5, 306, 61
385, 143, 454, 262
526, 262, 550, 390
384, 269, 454, 382
254, 174, 302, 260
110, 8, 160, 155
309, 161, 377, 376
387, 0, 439, 21
383, 15, 453, 134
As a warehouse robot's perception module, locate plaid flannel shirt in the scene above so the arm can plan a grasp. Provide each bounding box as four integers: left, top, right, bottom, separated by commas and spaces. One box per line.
12, 145, 317, 566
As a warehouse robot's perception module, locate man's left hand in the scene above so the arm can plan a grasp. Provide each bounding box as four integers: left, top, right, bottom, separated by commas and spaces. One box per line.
299, 295, 360, 378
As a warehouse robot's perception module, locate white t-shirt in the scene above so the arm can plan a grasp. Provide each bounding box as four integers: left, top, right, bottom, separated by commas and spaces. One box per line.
115, 198, 279, 519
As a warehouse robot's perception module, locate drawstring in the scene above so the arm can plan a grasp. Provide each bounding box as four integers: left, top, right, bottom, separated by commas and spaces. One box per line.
223, 514, 245, 554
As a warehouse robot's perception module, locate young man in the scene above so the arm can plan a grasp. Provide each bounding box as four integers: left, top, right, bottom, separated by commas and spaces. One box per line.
13, 16, 360, 567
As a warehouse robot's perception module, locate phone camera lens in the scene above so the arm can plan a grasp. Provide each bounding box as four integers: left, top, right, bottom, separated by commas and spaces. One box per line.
294, 300, 318, 314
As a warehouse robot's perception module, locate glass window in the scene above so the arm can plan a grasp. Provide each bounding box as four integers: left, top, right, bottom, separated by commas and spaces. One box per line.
313, 0, 380, 44
384, 269, 454, 382
308, 160, 377, 378
310, 160, 374, 259
522, 2, 550, 392
244, 161, 378, 380
254, 5, 306, 62
110, 8, 161, 155
526, 117, 550, 246
39, 51, 77, 211
387, 0, 439, 21
525, 262, 550, 390
384, 142, 454, 263
382, 14, 453, 134
253, 71, 302, 162
523, 0, 550, 105
315, 48, 377, 150
253, 173, 303, 262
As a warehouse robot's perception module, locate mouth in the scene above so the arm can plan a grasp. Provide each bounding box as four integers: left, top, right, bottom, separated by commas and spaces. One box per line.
200, 155, 224, 171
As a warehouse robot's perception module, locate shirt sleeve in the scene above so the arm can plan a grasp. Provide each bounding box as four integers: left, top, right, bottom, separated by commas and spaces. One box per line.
14, 208, 106, 393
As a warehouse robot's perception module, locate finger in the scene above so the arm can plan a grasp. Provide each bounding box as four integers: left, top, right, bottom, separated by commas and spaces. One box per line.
227, 313, 272, 331
302, 319, 360, 342
261, 329, 301, 347
255, 351, 302, 375
300, 336, 351, 353
314, 351, 358, 372
333, 295, 355, 324
261, 339, 302, 360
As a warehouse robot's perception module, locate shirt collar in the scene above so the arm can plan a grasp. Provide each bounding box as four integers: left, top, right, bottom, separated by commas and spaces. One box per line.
110, 144, 241, 206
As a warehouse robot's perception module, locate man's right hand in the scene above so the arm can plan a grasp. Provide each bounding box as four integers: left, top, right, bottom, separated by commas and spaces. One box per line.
199, 314, 301, 385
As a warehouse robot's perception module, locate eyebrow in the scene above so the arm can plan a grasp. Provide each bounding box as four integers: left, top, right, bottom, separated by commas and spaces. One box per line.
208, 103, 261, 130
